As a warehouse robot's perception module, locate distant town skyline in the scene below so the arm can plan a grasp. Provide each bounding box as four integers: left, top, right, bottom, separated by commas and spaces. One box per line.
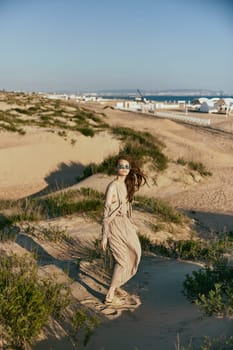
0, 0, 232, 93
42, 88, 229, 96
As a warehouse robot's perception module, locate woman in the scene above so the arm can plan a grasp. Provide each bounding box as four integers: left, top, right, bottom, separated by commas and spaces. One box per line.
101, 156, 147, 304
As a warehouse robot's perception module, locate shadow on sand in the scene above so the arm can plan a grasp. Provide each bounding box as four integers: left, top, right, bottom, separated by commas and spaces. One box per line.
29, 161, 85, 198
14, 231, 107, 348
15, 232, 107, 298
184, 209, 233, 237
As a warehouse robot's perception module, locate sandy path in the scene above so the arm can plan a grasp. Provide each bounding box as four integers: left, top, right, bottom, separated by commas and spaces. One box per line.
2, 209, 232, 349
33, 255, 232, 350
80, 256, 233, 350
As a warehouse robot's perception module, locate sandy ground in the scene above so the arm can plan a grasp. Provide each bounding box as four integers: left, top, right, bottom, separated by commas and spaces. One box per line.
34, 256, 233, 350
81, 257, 233, 350
0, 128, 120, 199
1, 101, 233, 217
2, 214, 231, 350
1, 99, 233, 349
85, 102, 233, 218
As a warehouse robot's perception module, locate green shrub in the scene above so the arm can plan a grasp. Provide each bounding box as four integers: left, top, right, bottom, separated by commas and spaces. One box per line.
40, 115, 51, 122
0, 93, 107, 137
71, 308, 100, 347
176, 158, 187, 166
0, 254, 71, 349
183, 260, 233, 317
176, 335, 233, 350
58, 130, 67, 137
170, 239, 225, 263
112, 127, 168, 171
139, 234, 174, 257
188, 161, 212, 176
24, 223, 74, 243
0, 225, 18, 242
176, 158, 212, 176
3, 189, 105, 224
139, 234, 154, 251
134, 196, 185, 224
139, 233, 233, 318
76, 127, 95, 137
40, 196, 102, 218
139, 233, 233, 265
78, 127, 168, 181
71, 138, 77, 145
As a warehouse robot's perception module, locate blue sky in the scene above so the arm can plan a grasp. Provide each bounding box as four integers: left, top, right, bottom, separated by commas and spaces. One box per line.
0, 0, 232, 93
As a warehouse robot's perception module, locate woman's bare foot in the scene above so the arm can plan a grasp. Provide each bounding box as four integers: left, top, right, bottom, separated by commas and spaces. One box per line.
115, 288, 128, 297
105, 287, 115, 304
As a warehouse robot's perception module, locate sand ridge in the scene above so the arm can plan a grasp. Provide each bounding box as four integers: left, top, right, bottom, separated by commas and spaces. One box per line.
85, 102, 233, 215
1, 97, 233, 349
0, 129, 120, 199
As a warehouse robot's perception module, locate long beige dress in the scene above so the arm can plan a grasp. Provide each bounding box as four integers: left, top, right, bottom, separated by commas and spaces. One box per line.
102, 180, 141, 289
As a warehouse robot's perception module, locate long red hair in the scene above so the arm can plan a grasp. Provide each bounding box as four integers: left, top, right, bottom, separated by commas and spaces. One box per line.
117, 156, 147, 202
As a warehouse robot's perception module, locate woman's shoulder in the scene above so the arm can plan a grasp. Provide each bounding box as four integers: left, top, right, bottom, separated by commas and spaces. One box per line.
106, 180, 117, 192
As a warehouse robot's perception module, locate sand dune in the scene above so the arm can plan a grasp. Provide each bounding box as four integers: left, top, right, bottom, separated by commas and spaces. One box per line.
0, 129, 120, 199
1, 97, 233, 349
85, 102, 233, 216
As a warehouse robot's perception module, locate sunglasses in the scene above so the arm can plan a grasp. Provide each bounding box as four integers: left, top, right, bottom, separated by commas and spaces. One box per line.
117, 164, 131, 170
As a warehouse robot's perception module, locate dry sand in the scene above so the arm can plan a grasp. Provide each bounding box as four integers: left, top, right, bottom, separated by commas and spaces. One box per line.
33, 257, 233, 350
1, 98, 233, 349
85, 102, 233, 220
0, 128, 120, 199
80, 257, 232, 350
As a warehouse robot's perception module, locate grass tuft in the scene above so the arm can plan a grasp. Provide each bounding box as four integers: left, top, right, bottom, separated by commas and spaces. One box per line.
176, 158, 212, 176
24, 223, 74, 243
139, 232, 233, 264
134, 196, 185, 224
0, 92, 108, 137
0, 188, 105, 225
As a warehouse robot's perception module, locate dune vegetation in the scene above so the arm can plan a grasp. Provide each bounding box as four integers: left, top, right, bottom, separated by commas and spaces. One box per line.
0, 253, 99, 350
0, 91, 108, 138
0, 91, 232, 349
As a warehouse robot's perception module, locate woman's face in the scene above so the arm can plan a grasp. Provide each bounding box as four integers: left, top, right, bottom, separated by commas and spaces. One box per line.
116, 159, 131, 176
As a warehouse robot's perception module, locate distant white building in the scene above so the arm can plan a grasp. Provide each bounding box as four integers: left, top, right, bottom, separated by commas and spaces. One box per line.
115, 100, 182, 113
189, 98, 209, 111
116, 102, 124, 109
199, 98, 233, 114
200, 100, 218, 113
215, 99, 228, 113
46, 94, 69, 100
124, 101, 142, 111
190, 97, 233, 114
80, 95, 97, 102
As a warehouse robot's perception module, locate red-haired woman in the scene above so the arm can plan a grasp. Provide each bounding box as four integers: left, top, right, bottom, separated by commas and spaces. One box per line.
101, 156, 147, 304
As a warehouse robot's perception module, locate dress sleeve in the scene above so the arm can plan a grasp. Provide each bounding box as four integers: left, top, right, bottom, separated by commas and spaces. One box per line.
102, 203, 111, 240
127, 201, 138, 231
101, 183, 114, 240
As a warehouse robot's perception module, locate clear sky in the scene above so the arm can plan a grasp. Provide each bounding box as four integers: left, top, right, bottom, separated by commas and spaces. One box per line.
0, 0, 232, 93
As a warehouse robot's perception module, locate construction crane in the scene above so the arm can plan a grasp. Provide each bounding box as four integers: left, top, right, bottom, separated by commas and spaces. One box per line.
135, 89, 147, 103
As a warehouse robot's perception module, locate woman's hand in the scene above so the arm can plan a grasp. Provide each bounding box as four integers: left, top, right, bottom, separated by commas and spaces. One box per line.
101, 237, 108, 252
